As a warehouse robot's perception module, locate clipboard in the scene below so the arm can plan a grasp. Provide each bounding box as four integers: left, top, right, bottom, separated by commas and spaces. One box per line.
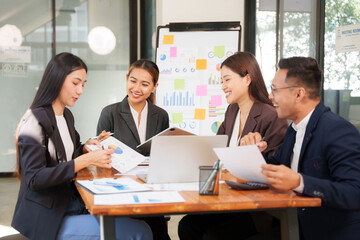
136, 127, 194, 153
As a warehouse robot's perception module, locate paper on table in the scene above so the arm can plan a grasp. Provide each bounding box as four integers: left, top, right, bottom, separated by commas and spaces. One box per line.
213, 145, 268, 183
87, 136, 146, 174
94, 191, 185, 205
77, 177, 151, 194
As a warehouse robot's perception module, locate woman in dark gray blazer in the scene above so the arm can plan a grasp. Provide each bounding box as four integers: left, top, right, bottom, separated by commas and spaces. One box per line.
97, 60, 170, 240
97, 60, 169, 157
11, 52, 152, 240
178, 52, 288, 240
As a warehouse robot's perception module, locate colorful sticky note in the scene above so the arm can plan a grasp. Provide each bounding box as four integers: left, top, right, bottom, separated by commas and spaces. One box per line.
214, 46, 225, 57
172, 113, 183, 124
211, 95, 222, 107
163, 35, 174, 44
196, 59, 207, 70
174, 79, 185, 90
194, 109, 206, 120
170, 47, 177, 57
196, 85, 207, 96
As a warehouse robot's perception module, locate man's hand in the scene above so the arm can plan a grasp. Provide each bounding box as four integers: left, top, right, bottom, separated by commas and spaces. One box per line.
240, 132, 267, 152
261, 164, 301, 191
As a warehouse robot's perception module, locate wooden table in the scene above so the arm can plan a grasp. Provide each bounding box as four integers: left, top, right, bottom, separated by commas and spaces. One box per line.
76, 166, 321, 240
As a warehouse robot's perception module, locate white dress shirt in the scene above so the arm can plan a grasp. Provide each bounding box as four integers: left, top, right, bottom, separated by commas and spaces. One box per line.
229, 110, 241, 147
291, 109, 314, 193
129, 101, 148, 144
55, 115, 74, 161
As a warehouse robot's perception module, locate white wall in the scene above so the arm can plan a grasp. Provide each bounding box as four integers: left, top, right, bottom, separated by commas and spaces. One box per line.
156, 0, 245, 50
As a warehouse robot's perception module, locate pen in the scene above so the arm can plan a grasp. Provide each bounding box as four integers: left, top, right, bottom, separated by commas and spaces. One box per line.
90, 132, 114, 140
260, 137, 266, 142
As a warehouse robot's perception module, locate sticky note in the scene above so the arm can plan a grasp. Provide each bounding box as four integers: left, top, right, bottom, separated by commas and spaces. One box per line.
170, 47, 177, 57
172, 113, 183, 124
194, 109, 206, 120
196, 59, 207, 70
163, 35, 174, 44
196, 85, 207, 96
174, 79, 185, 90
211, 95, 222, 107
214, 46, 225, 57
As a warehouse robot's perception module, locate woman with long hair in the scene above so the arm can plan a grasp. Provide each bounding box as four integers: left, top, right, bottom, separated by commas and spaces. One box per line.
11, 52, 152, 240
97, 59, 170, 240
178, 52, 288, 240
217, 51, 287, 157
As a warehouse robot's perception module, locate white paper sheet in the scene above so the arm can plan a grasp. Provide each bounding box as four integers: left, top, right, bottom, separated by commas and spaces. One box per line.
77, 177, 151, 194
86, 136, 146, 174
213, 145, 268, 183
94, 191, 185, 205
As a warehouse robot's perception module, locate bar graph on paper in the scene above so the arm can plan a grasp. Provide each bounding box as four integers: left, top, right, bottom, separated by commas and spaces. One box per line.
162, 91, 195, 107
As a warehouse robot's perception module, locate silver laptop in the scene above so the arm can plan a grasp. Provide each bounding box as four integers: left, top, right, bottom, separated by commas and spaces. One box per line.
143, 135, 228, 184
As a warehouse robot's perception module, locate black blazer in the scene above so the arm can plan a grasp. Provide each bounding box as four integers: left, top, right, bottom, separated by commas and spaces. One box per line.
217, 101, 288, 157
97, 96, 169, 156
12, 106, 84, 240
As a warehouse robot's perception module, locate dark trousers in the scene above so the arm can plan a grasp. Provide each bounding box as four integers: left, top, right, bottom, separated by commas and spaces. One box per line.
178, 212, 258, 240
139, 216, 170, 240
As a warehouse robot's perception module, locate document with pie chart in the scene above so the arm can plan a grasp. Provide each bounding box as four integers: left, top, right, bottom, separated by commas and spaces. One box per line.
87, 136, 146, 174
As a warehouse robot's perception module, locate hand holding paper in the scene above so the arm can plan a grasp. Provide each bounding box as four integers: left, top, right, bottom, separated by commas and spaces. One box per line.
213, 145, 268, 183
261, 164, 301, 191
239, 132, 268, 152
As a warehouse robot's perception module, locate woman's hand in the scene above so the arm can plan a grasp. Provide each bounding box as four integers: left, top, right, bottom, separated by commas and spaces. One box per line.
97, 130, 112, 142
239, 132, 268, 152
83, 138, 102, 153
74, 148, 114, 172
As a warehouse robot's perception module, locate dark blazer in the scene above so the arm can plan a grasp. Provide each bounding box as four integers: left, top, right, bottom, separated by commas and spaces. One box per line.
217, 101, 288, 157
97, 96, 169, 156
267, 102, 360, 240
12, 106, 85, 240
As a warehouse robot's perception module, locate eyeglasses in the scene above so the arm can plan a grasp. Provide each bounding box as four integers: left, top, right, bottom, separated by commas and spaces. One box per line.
270, 85, 299, 94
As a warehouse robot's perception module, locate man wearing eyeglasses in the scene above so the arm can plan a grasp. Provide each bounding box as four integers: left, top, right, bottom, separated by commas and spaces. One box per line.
241, 57, 360, 240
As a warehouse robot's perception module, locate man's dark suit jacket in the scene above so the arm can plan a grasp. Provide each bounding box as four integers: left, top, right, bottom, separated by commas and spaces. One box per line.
12, 106, 84, 240
267, 102, 360, 240
97, 96, 169, 156
217, 101, 288, 157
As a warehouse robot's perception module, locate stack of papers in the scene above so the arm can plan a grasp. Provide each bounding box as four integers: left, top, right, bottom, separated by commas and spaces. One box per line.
77, 178, 151, 194
87, 136, 146, 174
94, 191, 185, 205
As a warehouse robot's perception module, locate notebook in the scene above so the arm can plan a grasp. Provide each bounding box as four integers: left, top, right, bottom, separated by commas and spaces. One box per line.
140, 135, 228, 184
136, 127, 194, 154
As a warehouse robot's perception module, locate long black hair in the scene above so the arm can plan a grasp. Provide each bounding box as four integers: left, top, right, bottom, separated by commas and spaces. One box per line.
221, 52, 272, 105
30, 52, 87, 109
15, 52, 87, 179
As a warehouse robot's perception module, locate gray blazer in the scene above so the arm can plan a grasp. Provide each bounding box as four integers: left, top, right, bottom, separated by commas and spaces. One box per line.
217, 101, 288, 157
97, 96, 169, 156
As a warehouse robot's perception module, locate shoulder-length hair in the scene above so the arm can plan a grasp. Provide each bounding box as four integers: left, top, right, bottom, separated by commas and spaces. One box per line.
221, 51, 272, 105
30, 52, 88, 110
127, 59, 159, 104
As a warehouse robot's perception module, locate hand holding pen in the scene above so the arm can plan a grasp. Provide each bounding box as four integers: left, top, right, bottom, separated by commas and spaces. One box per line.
239, 132, 268, 152
83, 131, 114, 153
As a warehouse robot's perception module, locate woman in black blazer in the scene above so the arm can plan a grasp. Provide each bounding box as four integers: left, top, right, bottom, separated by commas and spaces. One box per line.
97, 59, 170, 240
11, 52, 152, 240
97, 59, 169, 157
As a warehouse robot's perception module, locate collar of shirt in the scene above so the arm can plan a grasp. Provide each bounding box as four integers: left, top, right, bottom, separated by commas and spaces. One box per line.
291, 109, 315, 133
